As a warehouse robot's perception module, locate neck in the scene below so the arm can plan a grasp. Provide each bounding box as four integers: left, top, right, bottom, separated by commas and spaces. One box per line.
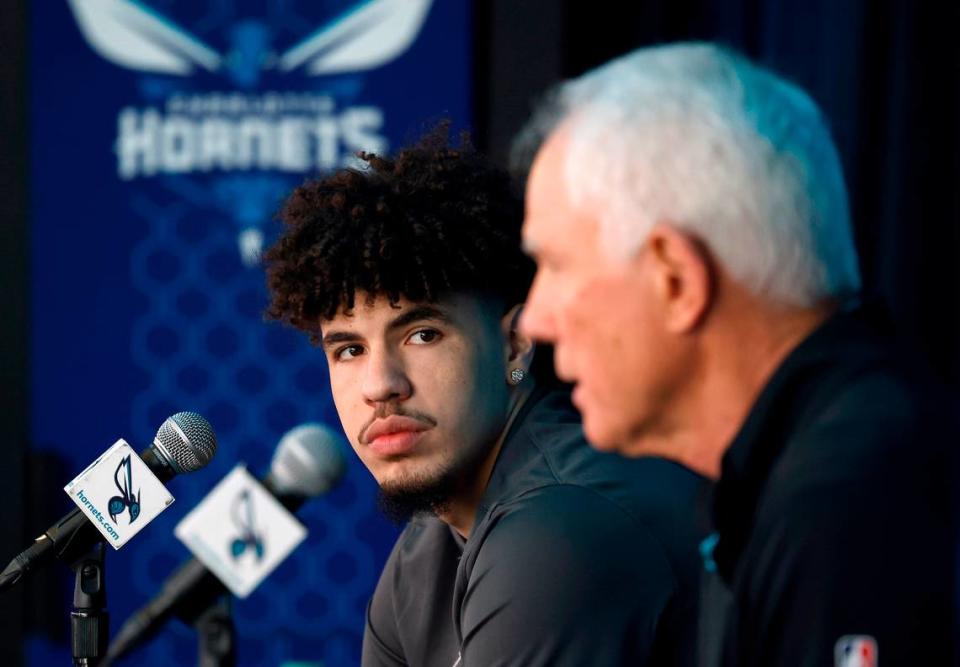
438, 381, 536, 538
634, 297, 835, 480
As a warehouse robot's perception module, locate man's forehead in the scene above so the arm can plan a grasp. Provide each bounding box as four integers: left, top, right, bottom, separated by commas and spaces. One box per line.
321, 293, 484, 330
325, 295, 431, 324
523, 131, 601, 261
320, 290, 507, 339
525, 131, 570, 218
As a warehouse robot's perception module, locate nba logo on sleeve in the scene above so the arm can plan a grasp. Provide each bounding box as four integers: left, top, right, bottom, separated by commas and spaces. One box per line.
835, 635, 878, 667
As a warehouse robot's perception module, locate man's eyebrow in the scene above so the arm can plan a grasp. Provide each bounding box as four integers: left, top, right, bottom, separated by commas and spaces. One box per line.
387, 305, 453, 331
320, 305, 453, 349
320, 330, 362, 349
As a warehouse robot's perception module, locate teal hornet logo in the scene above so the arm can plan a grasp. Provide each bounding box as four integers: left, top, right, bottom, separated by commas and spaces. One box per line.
66, 0, 434, 87
230, 488, 265, 562
108, 455, 142, 524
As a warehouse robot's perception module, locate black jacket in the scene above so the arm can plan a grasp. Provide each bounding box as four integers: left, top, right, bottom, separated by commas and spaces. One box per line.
698, 303, 960, 666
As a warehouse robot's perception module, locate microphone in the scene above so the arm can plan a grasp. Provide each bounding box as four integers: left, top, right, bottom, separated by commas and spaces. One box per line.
103, 423, 348, 664
0, 412, 217, 592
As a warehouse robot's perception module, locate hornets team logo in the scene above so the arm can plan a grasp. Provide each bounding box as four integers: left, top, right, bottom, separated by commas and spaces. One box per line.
107, 454, 142, 524
64, 0, 433, 266
66, 0, 432, 85
229, 488, 266, 563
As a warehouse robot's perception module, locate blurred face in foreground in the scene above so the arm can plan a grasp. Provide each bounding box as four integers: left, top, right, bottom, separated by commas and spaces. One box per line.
520, 131, 702, 455
322, 292, 518, 518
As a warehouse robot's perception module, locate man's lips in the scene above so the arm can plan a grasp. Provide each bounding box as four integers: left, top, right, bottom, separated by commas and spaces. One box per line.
362, 415, 432, 456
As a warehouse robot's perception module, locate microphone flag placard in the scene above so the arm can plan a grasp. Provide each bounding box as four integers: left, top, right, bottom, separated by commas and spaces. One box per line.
64, 439, 175, 549
174, 464, 307, 598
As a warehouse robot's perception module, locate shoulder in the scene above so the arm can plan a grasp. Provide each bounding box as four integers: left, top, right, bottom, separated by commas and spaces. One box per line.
780, 371, 955, 500
474, 484, 678, 592
754, 364, 958, 564
493, 389, 708, 575
456, 484, 693, 664
519, 392, 707, 520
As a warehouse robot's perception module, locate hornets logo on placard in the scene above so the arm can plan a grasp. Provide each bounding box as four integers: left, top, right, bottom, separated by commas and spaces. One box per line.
108, 454, 142, 525
229, 487, 266, 563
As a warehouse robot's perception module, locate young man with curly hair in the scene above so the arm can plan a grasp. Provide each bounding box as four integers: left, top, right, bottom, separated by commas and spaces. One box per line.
264, 130, 706, 667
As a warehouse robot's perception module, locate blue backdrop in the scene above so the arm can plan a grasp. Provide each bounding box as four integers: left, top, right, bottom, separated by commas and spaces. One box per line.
28, 1, 472, 665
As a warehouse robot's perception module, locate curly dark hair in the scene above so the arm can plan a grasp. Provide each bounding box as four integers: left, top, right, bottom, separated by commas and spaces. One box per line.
264, 127, 534, 339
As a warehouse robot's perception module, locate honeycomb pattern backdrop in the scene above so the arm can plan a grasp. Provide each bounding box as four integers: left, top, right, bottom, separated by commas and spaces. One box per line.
27, 1, 472, 665
121, 188, 394, 666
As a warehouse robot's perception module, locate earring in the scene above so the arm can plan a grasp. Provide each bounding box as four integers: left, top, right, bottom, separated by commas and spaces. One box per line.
509, 368, 526, 385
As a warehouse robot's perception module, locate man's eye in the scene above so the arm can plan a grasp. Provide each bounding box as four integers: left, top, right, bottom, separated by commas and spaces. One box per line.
407, 329, 441, 345
335, 344, 364, 361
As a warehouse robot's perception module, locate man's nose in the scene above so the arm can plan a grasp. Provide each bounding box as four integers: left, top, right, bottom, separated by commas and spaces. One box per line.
519, 272, 558, 343
361, 348, 413, 405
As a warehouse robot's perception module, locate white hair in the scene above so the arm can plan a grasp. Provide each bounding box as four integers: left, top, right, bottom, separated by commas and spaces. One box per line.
513, 42, 861, 306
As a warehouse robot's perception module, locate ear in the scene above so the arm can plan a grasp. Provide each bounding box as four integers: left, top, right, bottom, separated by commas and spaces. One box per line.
501, 303, 536, 369
644, 224, 713, 333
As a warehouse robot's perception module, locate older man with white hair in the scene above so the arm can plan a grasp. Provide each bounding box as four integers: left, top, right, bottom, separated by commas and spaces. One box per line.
516, 42, 958, 666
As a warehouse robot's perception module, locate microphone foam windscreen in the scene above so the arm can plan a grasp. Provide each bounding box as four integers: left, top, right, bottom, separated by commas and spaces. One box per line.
271, 423, 347, 496
155, 412, 217, 473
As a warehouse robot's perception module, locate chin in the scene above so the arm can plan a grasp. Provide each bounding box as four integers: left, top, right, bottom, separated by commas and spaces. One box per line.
376, 455, 449, 490
582, 414, 626, 453
583, 407, 654, 457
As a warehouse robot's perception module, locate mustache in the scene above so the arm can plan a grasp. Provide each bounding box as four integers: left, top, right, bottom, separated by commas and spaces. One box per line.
358, 405, 437, 444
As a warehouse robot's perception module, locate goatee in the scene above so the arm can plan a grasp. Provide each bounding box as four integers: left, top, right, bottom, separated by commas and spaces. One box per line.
376, 468, 459, 524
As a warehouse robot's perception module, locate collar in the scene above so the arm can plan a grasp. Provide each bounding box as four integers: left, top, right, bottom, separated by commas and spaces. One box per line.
473, 382, 577, 522
709, 299, 894, 579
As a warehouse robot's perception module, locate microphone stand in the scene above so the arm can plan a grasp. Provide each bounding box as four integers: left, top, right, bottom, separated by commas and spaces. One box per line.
70, 542, 108, 667
193, 595, 236, 667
